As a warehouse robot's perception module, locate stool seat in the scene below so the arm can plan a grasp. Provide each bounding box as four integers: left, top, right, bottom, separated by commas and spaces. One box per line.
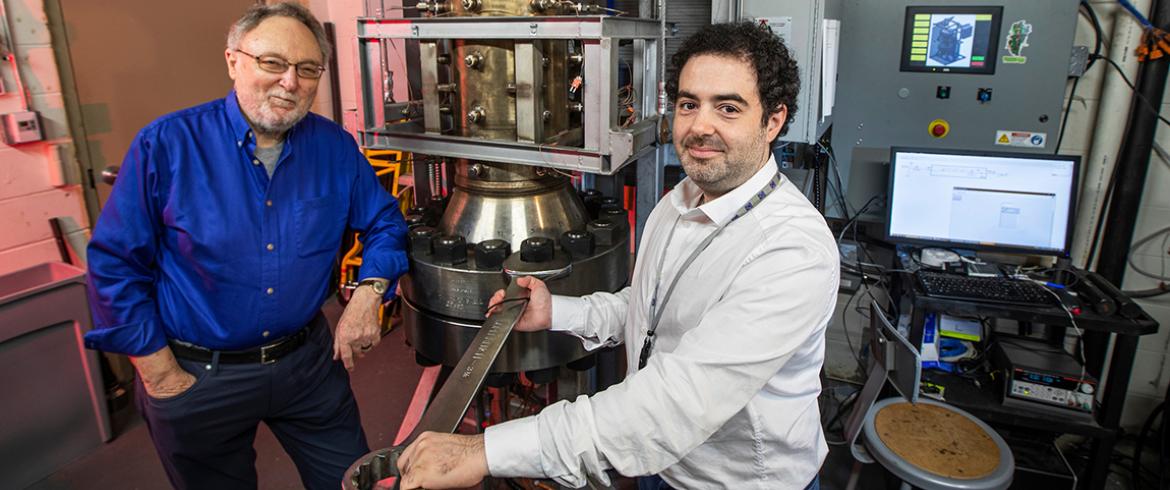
863, 398, 1014, 489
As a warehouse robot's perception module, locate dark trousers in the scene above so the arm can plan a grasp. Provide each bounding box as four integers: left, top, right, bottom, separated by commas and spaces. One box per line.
135, 315, 369, 490
637, 474, 820, 490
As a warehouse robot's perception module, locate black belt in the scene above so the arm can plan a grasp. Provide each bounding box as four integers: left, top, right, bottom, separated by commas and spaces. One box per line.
169, 322, 314, 365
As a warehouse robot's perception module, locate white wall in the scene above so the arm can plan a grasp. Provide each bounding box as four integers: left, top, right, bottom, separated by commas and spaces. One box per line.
1059, 0, 1170, 431
308, 0, 409, 139
0, 0, 87, 277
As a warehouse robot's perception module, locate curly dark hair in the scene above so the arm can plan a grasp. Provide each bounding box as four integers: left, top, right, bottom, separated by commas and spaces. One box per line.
665, 22, 800, 136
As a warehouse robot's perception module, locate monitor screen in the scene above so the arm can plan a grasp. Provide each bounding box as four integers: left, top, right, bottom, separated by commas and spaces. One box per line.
886, 148, 1079, 256
900, 6, 1003, 75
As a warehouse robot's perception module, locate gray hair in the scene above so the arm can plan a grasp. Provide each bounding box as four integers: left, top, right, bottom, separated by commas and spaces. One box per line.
226, 2, 331, 65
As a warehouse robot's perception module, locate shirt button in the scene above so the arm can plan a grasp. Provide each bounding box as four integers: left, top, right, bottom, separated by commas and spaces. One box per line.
252, 159, 261, 166
262, 330, 270, 337
265, 200, 273, 207
266, 243, 275, 251
237, 140, 243, 147
266, 287, 274, 295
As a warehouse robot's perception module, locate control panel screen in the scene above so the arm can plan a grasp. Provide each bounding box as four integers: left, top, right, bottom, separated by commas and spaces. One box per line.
900, 6, 1003, 74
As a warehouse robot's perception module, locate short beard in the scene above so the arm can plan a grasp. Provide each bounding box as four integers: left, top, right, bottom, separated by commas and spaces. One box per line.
243, 89, 313, 138
676, 129, 770, 197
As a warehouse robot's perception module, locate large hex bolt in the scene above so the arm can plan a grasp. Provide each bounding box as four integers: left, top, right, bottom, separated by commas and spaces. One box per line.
432, 234, 468, 265
600, 206, 627, 223
409, 227, 437, 255
404, 214, 427, 229
520, 237, 555, 263
587, 219, 619, 247
581, 189, 603, 218
560, 230, 595, 259
598, 196, 619, 211
474, 239, 511, 270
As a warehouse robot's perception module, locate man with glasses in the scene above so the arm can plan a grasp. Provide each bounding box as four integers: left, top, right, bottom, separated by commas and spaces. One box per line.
83, 3, 408, 488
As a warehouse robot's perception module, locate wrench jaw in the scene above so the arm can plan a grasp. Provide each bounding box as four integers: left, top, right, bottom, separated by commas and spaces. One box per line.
342, 270, 565, 490
344, 446, 404, 490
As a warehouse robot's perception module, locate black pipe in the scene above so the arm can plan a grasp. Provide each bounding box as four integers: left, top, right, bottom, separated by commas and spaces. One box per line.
1086, 0, 1170, 378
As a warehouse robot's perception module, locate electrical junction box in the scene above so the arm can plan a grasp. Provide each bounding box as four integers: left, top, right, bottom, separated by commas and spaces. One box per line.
829, 0, 1080, 219
738, 0, 843, 144
1, 111, 44, 145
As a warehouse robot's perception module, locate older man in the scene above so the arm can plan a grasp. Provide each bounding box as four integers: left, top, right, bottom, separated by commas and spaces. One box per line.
83, 3, 408, 489
395, 22, 837, 490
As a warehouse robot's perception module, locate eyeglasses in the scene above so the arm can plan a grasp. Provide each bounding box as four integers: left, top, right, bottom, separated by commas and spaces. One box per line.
235, 49, 325, 79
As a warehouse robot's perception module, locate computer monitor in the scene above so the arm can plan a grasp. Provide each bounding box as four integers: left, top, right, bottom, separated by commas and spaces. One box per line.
886, 147, 1079, 256
899, 6, 1003, 75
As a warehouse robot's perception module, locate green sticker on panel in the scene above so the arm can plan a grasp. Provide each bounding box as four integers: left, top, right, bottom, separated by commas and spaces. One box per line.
1003, 20, 1032, 64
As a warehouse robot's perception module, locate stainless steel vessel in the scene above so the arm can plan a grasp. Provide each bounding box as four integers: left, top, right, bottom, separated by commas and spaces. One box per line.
400, 161, 628, 372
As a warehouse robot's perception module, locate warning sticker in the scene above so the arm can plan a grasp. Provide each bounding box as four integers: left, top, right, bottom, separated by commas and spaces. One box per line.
1003, 20, 1032, 64
995, 130, 1047, 148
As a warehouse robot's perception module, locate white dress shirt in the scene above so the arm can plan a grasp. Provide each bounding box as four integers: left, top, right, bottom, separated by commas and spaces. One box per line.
484, 156, 839, 488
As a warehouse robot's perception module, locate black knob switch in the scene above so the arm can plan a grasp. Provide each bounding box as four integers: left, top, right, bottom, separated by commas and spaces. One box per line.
474, 239, 511, 270
520, 236, 555, 263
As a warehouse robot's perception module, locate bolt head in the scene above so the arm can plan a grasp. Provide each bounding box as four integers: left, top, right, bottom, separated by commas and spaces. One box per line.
432, 234, 468, 265
474, 239, 510, 270
409, 227, 437, 255
560, 230, 595, 259
520, 236, 555, 263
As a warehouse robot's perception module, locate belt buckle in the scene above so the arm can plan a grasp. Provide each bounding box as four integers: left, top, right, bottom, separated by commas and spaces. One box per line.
260, 343, 277, 365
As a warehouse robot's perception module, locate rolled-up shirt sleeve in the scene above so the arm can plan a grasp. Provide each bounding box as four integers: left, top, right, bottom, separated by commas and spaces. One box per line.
549, 287, 631, 351
485, 239, 837, 487
84, 129, 170, 357
345, 141, 409, 300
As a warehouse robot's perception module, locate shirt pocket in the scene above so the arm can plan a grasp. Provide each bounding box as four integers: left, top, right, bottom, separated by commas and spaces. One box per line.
295, 196, 346, 257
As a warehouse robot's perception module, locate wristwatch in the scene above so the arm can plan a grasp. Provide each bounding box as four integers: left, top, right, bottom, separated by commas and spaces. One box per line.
357, 278, 388, 295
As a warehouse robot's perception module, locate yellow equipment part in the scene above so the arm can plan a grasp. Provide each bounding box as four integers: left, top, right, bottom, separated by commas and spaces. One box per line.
339, 149, 412, 333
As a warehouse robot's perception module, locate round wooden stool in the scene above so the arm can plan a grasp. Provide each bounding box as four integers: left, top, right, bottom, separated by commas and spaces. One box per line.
862, 398, 1014, 489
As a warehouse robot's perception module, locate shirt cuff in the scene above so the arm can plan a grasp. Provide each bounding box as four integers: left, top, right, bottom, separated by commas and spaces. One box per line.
82, 317, 169, 357
549, 295, 586, 333
484, 417, 544, 478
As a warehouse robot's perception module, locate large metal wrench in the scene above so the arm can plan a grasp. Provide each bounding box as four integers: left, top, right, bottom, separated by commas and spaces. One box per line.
343, 265, 570, 490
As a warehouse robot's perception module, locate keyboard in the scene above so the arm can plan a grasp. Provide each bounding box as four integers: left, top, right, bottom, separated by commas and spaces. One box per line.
915, 270, 1057, 306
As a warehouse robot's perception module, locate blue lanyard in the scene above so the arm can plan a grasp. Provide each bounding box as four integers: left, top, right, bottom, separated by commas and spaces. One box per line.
638, 172, 783, 370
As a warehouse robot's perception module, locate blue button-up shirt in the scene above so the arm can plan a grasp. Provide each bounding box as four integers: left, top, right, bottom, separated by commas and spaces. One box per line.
84, 91, 409, 356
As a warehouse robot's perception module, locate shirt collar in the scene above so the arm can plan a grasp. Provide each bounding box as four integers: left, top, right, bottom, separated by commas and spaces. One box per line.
225, 89, 254, 144
224, 89, 302, 147
670, 155, 781, 226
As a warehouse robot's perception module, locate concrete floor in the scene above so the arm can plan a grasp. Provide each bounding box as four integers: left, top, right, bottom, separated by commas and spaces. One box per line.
22, 298, 944, 490
29, 300, 424, 489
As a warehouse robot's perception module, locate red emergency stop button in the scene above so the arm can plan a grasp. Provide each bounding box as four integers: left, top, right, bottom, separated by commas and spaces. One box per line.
928, 119, 950, 138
